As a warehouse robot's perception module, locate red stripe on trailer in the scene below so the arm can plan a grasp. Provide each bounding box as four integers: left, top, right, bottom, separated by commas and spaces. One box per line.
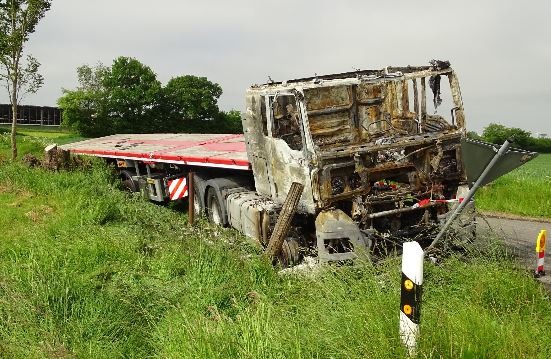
71, 149, 250, 168
168, 177, 188, 201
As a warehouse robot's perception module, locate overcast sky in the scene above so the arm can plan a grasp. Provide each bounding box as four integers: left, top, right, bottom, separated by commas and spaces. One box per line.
2, 0, 550, 134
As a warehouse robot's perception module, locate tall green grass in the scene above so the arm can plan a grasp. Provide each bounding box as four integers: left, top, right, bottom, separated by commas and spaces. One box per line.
0, 136, 550, 357
477, 154, 551, 218
0, 127, 85, 162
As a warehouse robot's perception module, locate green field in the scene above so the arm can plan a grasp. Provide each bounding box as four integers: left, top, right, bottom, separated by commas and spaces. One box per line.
0, 127, 85, 158
0, 131, 550, 357
477, 154, 551, 218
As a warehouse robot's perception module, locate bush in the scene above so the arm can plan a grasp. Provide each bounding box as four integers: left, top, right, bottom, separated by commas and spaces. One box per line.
481, 123, 551, 153
58, 57, 242, 137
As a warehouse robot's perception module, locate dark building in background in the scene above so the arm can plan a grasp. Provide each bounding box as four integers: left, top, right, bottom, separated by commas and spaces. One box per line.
0, 104, 61, 126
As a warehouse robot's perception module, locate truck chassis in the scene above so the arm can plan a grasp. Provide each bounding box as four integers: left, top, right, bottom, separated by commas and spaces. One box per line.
63, 61, 477, 265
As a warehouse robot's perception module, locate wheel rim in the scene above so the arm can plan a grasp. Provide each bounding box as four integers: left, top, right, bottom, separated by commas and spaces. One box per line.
120, 172, 137, 192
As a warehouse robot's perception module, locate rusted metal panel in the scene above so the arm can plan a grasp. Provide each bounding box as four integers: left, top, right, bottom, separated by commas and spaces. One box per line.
242, 61, 507, 261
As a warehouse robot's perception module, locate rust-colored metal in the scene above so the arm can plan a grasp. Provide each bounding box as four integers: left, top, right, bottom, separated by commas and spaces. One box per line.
265, 182, 304, 262
242, 61, 470, 257
188, 171, 195, 226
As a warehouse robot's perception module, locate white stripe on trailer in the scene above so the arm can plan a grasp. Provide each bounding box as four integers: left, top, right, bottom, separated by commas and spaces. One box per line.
168, 177, 188, 201
169, 178, 182, 193
172, 179, 187, 200
71, 153, 250, 170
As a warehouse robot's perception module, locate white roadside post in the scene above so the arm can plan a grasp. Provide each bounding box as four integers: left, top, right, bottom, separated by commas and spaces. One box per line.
400, 241, 424, 355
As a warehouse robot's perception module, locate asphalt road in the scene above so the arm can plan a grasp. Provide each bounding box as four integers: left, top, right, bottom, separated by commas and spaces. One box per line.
477, 214, 551, 290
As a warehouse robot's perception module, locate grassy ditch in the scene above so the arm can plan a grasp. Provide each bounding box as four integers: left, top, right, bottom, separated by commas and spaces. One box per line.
0, 127, 85, 160
0, 136, 550, 357
476, 153, 551, 218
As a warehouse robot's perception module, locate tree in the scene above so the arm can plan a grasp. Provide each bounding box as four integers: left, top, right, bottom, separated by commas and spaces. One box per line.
214, 110, 242, 134
466, 131, 481, 140
59, 58, 162, 136
481, 123, 508, 144
163, 75, 223, 131
102, 57, 161, 133
482, 123, 532, 148
59, 58, 236, 136
58, 63, 110, 137
0, 0, 51, 160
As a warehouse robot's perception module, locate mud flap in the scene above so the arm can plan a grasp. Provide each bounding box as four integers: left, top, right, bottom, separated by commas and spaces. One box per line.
315, 209, 370, 262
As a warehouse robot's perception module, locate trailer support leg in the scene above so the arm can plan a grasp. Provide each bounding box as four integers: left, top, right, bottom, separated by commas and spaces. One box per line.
188, 171, 195, 227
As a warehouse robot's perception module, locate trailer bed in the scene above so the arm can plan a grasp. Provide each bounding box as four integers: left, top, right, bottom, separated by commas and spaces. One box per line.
61, 133, 250, 170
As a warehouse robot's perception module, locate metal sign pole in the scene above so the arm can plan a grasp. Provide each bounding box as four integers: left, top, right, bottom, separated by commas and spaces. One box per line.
426, 140, 511, 251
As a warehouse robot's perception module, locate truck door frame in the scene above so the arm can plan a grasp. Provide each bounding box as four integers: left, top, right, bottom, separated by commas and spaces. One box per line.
262, 90, 316, 213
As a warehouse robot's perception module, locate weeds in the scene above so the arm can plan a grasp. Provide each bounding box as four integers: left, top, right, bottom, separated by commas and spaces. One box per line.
0, 133, 550, 357
477, 154, 551, 218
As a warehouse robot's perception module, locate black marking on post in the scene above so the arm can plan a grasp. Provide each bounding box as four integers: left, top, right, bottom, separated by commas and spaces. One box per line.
400, 272, 422, 324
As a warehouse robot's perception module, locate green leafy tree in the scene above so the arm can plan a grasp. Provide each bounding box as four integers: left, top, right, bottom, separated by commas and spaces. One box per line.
58, 63, 110, 137
102, 57, 161, 133
163, 75, 223, 131
0, 0, 51, 160
481, 123, 509, 144
482, 123, 532, 148
215, 110, 242, 133
530, 137, 551, 153
59, 58, 162, 136
59, 57, 238, 136
466, 131, 481, 140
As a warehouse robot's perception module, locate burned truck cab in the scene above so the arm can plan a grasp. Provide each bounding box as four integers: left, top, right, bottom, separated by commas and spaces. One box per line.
243, 61, 468, 261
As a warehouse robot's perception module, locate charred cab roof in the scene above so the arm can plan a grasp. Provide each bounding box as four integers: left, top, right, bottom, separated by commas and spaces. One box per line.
250, 60, 452, 89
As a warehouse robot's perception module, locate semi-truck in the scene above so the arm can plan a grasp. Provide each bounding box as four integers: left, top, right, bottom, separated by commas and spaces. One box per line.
61, 61, 483, 265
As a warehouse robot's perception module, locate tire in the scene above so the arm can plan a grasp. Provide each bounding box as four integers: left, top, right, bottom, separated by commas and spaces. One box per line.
119, 169, 139, 192
279, 238, 301, 267
206, 188, 224, 226
192, 186, 203, 217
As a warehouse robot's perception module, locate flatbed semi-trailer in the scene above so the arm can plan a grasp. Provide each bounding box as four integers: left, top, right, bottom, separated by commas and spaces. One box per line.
62, 62, 500, 265
63, 133, 250, 170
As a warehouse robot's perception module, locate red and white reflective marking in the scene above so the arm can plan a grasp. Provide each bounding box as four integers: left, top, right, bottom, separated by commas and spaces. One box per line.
168, 177, 188, 201
412, 197, 465, 208
535, 229, 546, 276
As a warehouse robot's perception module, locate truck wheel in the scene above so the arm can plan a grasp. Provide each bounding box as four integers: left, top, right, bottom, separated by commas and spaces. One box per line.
207, 188, 223, 226
192, 187, 203, 217
119, 169, 139, 192
279, 238, 300, 267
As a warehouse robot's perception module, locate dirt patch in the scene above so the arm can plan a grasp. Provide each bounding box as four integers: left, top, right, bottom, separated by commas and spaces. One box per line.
8, 190, 33, 207
24, 205, 54, 222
